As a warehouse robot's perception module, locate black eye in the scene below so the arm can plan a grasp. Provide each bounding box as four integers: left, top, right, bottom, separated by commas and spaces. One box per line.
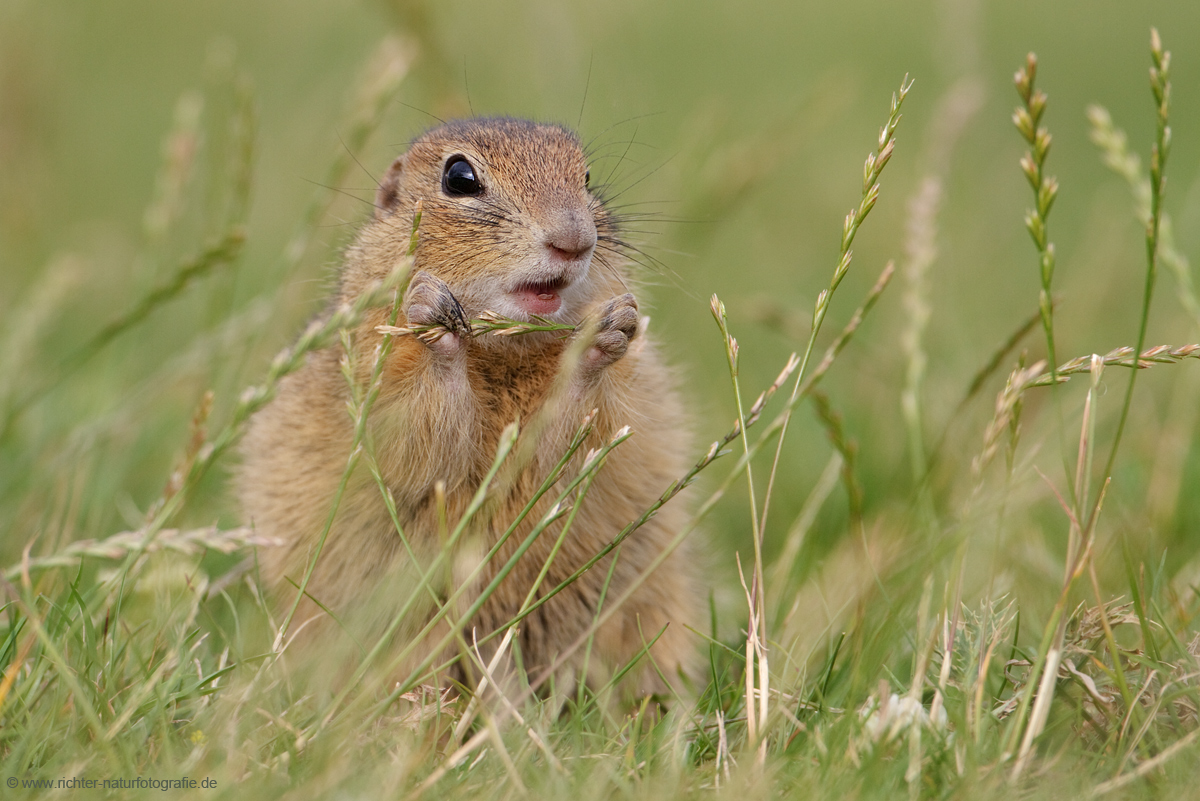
442, 156, 482, 196
584, 169, 591, 187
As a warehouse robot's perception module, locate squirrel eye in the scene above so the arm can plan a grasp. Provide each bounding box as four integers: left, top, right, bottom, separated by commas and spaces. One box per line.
584, 169, 591, 187
442, 156, 482, 196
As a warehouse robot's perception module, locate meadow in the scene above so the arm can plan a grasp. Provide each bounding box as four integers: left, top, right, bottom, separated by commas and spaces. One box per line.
2, 0, 1200, 797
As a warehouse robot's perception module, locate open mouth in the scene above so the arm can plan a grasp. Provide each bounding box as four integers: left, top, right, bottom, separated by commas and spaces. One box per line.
512, 278, 568, 316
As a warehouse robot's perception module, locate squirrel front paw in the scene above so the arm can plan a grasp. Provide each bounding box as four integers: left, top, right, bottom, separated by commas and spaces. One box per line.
403, 271, 471, 355
581, 293, 640, 377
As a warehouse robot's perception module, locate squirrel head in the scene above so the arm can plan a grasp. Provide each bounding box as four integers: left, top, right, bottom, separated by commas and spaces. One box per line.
346, 117, 622, 324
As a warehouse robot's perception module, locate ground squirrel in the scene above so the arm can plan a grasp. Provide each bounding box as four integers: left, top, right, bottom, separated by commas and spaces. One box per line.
239, 117, 699, 699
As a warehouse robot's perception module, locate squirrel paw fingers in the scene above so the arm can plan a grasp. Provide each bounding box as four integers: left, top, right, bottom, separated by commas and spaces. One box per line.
582, 293, 640, 373
598, 293, 640, 342
403, 271, 470, 353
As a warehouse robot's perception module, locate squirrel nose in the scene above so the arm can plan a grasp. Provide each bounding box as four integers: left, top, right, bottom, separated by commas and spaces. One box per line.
545, 211, 597, 261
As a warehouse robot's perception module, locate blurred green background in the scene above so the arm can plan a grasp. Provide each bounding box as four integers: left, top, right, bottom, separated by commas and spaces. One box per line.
3, 0, 1199, 591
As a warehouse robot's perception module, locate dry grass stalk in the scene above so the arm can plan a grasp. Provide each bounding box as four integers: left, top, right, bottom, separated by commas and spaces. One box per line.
756, 74, 910, 587
3, 525, 279, 581
1011, 356, 1111, 780
973, 360, 1045, 479
1029, 343, 1199, 385
377, 309, 577, 343
710, 292, 769, 763
724, 79, 911, 764
976, 342, 1200, 481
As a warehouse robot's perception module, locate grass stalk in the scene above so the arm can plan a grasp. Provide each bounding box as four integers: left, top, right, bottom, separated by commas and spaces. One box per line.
273, 36, 413, 280
901, 177, 937, 512
758, 77, 911, 542
1013, 52, 1075, 503
277, 206, 422, 642
1010, 356, 1112, 779
1089, 102, 1200, 334
0, 231, 245, 442
1101, 29, 1172, 486
353, 424, 632, 727
0, 576, 126, 771
709, 294, 768, 759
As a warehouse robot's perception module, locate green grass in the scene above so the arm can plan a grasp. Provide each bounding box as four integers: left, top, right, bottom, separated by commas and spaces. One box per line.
3, 2, 1200, 798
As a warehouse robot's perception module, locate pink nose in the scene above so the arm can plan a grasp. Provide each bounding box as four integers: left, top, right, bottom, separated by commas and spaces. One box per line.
548, 242, 592, 261
545, 212, 597, 261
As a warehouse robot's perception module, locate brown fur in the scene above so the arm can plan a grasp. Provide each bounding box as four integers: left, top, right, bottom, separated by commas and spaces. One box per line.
239, 117, 699, 698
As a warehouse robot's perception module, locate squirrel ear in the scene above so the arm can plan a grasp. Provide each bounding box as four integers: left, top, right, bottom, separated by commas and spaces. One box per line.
375, 155, 405, 217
